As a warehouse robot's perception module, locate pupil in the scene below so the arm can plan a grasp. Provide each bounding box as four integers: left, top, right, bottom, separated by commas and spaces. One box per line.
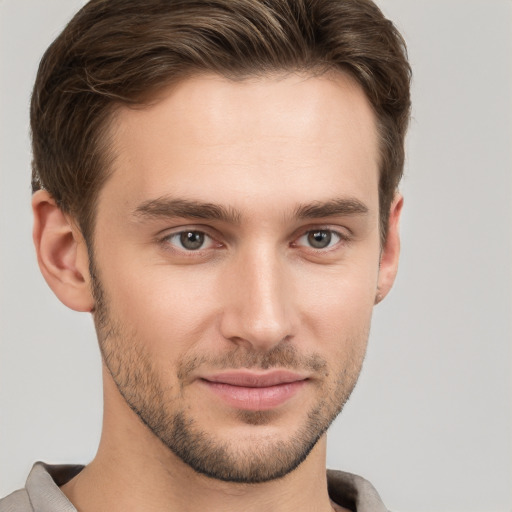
180, 231, 204, 250
308, 230, 331, 249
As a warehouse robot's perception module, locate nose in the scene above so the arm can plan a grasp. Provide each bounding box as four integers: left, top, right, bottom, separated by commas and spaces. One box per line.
219, 246, 297, 352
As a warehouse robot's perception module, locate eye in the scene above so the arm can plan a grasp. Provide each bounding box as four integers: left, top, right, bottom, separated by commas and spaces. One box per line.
296, 229, 342, 250
164, 230, 213, 251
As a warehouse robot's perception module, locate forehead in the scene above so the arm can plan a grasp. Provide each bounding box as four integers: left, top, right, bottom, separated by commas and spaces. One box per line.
101, 72, 379, 217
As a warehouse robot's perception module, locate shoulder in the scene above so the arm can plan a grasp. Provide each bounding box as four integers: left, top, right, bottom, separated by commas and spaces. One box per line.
0, 489, 32, 512
327, 469, 389, 512
0, 462, 83, 512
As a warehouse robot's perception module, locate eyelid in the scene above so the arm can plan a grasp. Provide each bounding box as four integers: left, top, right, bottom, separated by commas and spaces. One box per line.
291, 226, 351, 251
155, 224, 350, 254
157, 226, 223, 253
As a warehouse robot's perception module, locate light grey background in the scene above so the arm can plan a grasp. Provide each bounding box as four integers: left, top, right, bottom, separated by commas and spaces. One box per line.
1, 1, 511, 511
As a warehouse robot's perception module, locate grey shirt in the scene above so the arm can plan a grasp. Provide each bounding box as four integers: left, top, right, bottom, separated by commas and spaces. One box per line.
0, 462, 388, 512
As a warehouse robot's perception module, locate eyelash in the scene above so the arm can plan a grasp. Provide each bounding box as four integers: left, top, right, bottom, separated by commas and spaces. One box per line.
159, 229, 220, 254
293, 226, 351, 253
158, 226, 350, 255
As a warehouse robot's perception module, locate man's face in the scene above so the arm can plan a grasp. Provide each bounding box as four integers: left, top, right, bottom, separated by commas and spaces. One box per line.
90, 72, 387, 482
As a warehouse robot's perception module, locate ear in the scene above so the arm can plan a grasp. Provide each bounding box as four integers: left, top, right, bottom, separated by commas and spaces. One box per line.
375, 193, 403, 304
32, 189, 94, 312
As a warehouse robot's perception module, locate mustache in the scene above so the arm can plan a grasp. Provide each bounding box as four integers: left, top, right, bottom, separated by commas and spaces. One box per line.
177, 343, 328, 380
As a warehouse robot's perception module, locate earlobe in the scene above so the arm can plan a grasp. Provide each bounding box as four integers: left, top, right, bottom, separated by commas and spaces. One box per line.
32, 190, 94, 312
375, 193, 403, 305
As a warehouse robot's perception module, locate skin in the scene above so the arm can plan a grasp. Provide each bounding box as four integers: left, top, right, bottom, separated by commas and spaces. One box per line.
33, 72, 402, 512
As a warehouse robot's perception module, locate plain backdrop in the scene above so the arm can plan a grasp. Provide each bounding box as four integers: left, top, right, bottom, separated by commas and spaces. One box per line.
1, 1, 511, 511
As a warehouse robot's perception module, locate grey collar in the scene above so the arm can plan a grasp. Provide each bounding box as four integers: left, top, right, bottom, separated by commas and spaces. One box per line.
19, 462, 388, 512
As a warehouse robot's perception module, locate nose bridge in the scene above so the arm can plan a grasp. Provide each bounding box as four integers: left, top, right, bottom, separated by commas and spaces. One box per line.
220, 242, 294, 349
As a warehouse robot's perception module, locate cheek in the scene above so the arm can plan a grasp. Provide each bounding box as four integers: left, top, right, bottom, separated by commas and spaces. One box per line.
296, 260, 379, 328
293, 257, 378, 374
95, 227, 380, 361
100, 256, 222, 352
303, 289, 373, 361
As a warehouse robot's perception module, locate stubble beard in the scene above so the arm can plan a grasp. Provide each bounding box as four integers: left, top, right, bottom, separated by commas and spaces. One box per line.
90, 263, 369, 484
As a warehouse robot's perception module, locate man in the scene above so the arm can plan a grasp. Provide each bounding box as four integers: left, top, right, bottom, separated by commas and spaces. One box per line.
0, 0, 410, 510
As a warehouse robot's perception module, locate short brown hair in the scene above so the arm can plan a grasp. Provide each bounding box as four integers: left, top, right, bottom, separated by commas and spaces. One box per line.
31, 0, 411, 245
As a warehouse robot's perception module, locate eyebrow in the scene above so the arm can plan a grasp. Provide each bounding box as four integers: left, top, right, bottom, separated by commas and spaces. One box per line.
132, 196, 368, 224
294, 198, 369, 219
133, 197, 242, 224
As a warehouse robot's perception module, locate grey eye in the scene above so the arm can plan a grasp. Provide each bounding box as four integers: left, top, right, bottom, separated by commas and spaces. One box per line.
179, 231, 205, 250
295, 229, 342, 250
307, 230, 332, 249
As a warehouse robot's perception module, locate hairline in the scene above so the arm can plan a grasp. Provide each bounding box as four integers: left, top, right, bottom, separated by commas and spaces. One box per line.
79, 67, 393, 250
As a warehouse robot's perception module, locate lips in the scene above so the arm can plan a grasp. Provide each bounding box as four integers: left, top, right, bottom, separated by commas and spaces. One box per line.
199, 370, 308, 411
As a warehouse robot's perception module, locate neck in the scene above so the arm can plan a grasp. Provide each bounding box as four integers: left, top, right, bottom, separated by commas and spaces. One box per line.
61, 367, 344, 512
